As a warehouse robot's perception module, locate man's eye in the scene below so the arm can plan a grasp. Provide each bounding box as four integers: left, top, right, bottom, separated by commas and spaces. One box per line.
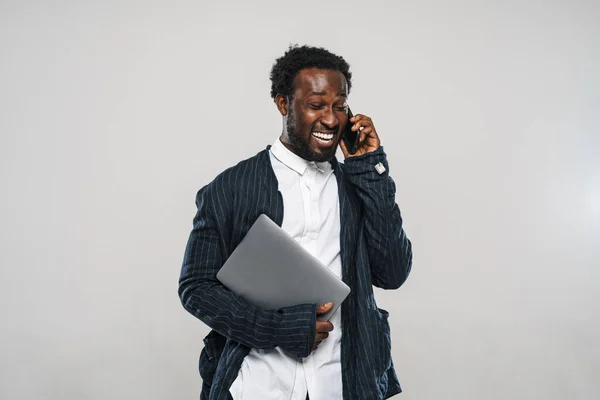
334, 106, 347, 112
309, 104, 324, 110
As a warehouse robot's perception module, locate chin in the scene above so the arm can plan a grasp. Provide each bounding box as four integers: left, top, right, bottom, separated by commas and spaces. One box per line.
310, 148, 337, 162
287, 131, 338, 162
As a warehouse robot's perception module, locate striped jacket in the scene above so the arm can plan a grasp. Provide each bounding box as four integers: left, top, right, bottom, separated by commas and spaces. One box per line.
179, 146, 412, 399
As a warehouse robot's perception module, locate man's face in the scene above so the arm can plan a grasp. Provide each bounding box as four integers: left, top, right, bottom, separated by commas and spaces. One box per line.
280, 68, 349, 162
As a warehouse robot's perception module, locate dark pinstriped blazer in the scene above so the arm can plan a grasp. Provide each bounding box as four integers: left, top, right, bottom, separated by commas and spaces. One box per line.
179, 146, 412, 400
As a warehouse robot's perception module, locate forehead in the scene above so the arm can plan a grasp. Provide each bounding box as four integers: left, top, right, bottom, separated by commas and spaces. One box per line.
292, 68, 348, 96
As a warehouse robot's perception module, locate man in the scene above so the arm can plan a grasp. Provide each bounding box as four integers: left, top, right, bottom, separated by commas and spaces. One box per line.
179, 45, 412, 400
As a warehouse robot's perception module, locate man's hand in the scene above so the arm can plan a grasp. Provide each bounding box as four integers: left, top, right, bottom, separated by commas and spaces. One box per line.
339, 113, 381, 158
313, 302, 334, 351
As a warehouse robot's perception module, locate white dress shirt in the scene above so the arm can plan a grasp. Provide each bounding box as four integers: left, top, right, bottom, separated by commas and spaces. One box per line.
229, 138, 343, 400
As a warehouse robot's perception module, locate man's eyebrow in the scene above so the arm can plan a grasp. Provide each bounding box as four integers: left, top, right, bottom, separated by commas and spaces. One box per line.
307, 91, 348, 97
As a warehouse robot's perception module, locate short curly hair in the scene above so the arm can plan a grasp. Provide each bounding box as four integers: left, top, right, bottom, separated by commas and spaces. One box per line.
270, 44, 352, 100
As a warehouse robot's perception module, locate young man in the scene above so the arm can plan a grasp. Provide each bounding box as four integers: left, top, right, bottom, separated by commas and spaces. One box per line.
179, 45, 413, 400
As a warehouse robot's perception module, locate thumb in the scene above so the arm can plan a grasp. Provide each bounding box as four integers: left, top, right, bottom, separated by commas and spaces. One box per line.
317, 302, 334, 314
338, 139, 350, 159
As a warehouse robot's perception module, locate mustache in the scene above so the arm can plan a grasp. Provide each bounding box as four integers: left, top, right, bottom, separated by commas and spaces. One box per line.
312, 125, 339, 133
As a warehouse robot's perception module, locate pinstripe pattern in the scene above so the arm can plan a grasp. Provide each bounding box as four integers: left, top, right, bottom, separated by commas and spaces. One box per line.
179, 146, 412, 400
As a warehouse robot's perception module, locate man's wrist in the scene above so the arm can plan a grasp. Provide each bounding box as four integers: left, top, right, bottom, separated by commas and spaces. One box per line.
343, 146, 389, 177
274, 303, 316, 358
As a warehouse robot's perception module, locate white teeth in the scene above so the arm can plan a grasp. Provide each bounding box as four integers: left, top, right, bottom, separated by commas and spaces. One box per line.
312, 132, 334, 140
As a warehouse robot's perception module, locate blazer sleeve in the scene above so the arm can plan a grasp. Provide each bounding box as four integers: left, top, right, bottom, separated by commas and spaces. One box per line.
178, 184, 316, 358
343, 147, 413, 289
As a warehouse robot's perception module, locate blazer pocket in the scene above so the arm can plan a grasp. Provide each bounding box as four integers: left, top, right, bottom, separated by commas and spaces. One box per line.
199, 330, 227, 384
375, 307, 392, 375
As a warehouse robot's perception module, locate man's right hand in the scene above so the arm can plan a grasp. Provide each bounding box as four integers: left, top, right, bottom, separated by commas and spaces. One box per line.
313, 302, 334, 351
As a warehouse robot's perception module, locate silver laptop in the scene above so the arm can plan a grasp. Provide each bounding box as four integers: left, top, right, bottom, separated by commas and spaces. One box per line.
216, 214, 350, 322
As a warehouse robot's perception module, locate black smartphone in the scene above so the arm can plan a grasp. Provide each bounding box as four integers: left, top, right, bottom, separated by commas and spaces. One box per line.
342, 107, 360, 154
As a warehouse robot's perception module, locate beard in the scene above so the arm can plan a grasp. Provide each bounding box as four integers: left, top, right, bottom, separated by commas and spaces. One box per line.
286, 107, 338, 162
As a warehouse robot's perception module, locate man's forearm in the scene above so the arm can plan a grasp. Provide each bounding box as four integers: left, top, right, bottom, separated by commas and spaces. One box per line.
343, 147, 413, 289
179, 272, 316, 357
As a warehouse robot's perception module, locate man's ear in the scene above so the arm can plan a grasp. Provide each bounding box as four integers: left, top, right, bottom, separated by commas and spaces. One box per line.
275, 94, 288, 116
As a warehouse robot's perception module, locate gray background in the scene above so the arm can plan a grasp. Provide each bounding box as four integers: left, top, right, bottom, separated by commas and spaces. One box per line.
1, 0, 599, 399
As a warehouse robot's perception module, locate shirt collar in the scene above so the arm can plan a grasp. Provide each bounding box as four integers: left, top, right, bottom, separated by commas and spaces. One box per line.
270, 138, 330, 175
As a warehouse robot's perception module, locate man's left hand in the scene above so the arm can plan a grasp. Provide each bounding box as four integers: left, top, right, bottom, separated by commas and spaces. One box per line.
339, 113, 381, 158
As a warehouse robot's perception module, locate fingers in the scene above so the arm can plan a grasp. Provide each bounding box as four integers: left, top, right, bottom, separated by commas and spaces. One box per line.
316, 302, 334, 315
338, 138, 350, 158
350, 114, 373, 131
358, 126, 374, 141
352, 122, 366, 132
316, 320, 334, 333
313, 339, 326, 350
314, 303, 333, 351
313, 330, 331, 351
343, 112, 381, 157
313, 320, 334, 351
350, 113, 369, 122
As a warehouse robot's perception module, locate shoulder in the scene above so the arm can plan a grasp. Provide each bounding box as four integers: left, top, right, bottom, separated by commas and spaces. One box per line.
213, 147, 270, 187
194, 148, 273, 230
197, 147, 271, 201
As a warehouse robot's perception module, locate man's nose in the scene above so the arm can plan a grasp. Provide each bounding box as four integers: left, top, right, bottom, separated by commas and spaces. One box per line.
320, 107, 339, 128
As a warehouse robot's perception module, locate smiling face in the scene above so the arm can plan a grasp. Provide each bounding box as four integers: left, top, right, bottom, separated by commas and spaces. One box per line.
277, 68, 349, 162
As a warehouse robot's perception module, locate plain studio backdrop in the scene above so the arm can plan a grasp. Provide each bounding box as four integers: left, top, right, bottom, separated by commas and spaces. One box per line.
1, 0, 599, 399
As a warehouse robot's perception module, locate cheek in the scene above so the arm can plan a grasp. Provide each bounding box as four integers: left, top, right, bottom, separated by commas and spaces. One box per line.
301, 112, 321, 128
